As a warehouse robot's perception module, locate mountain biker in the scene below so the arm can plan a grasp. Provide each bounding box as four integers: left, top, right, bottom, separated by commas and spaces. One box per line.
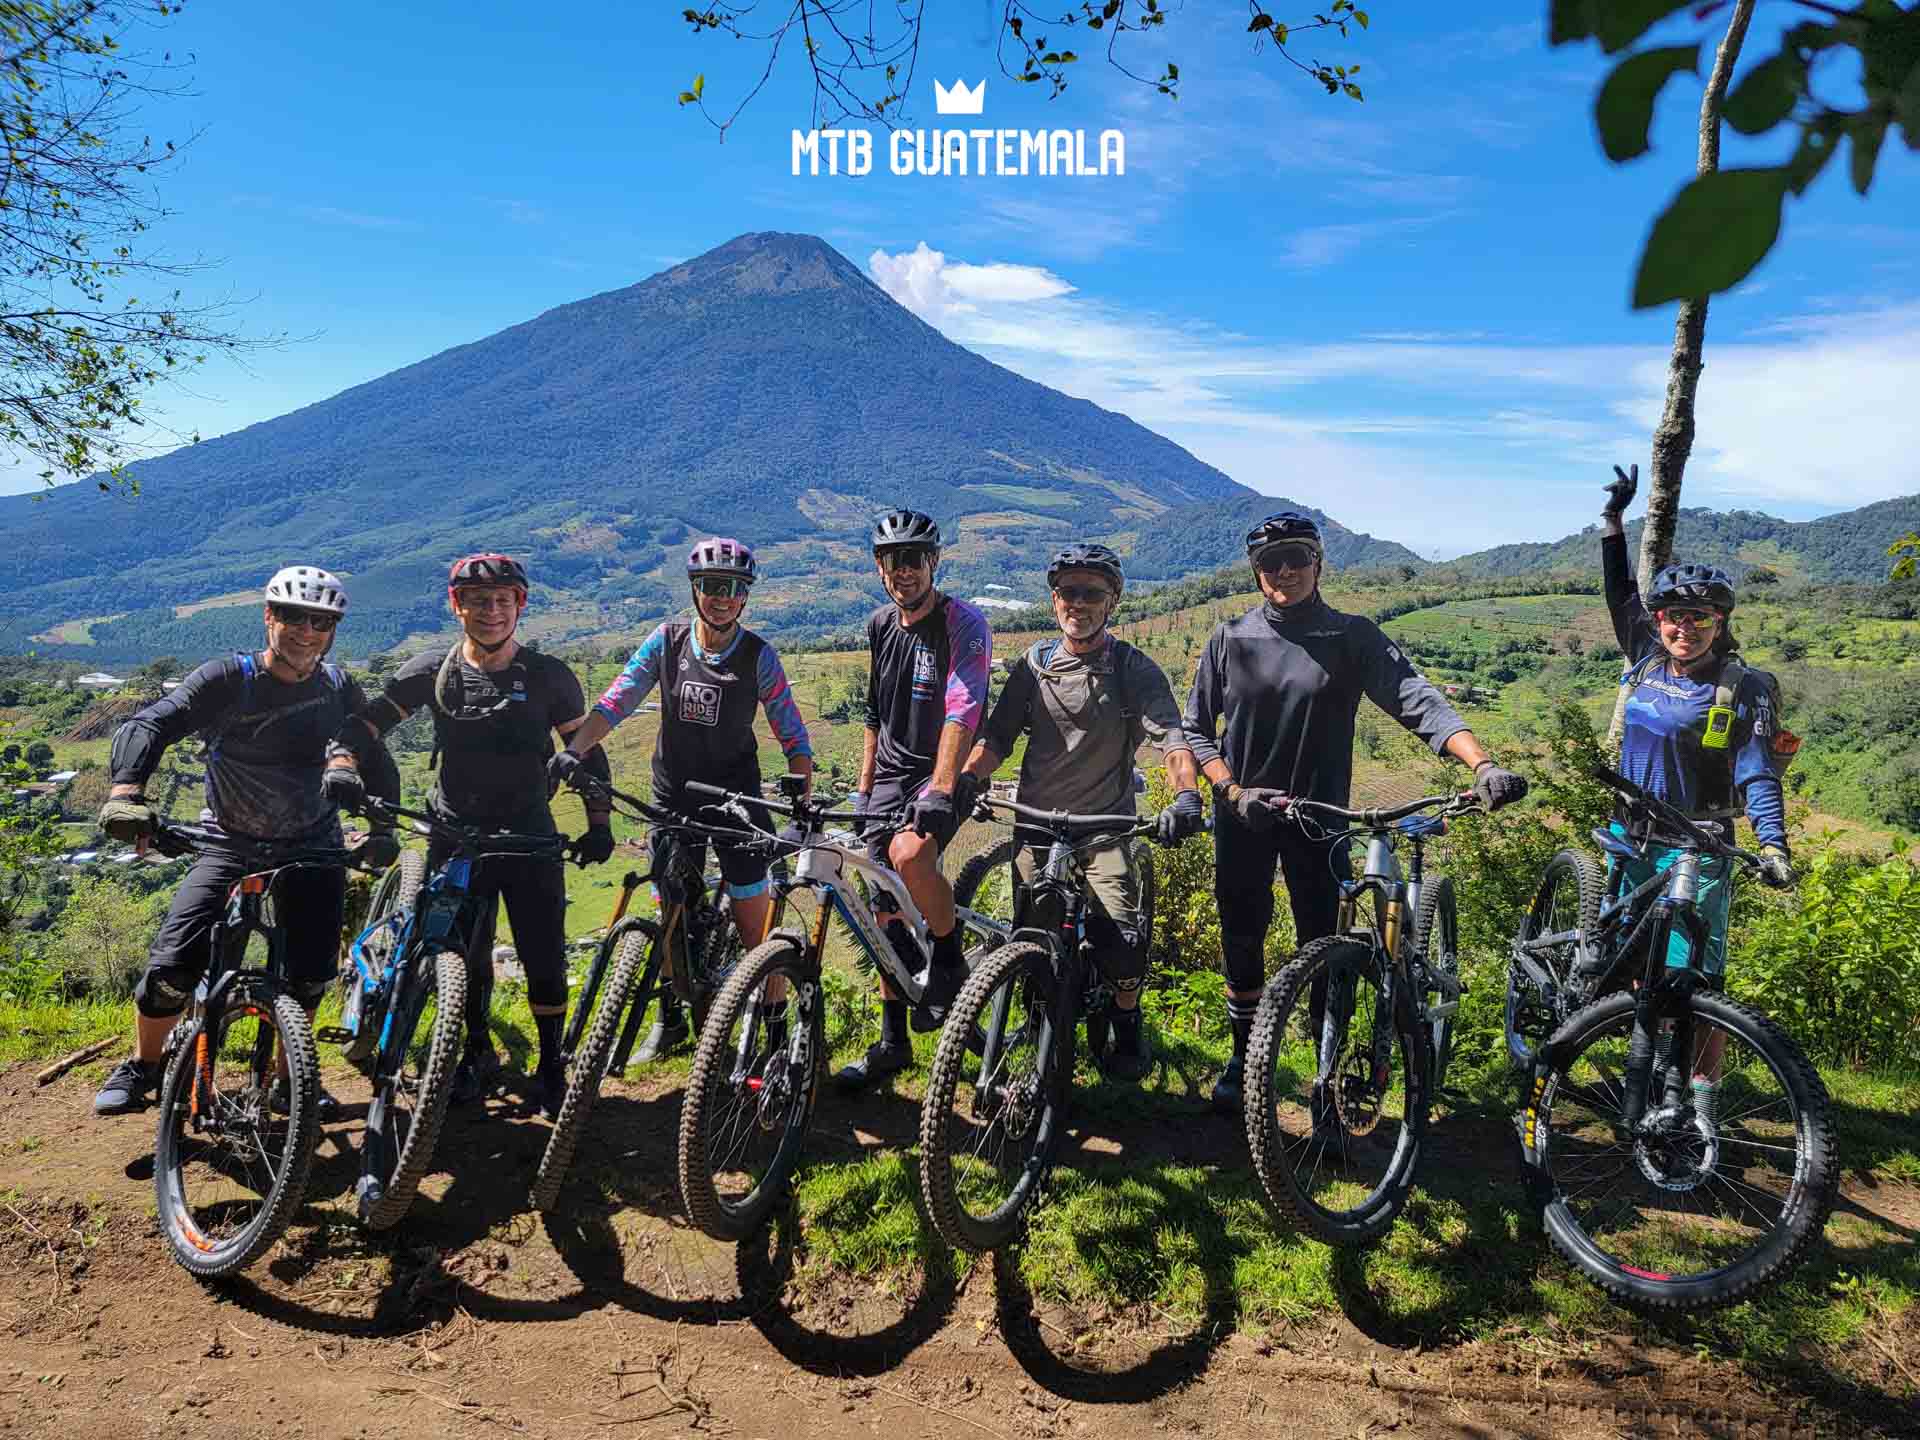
1183, 512, 1528, 1115
1599, 466, 1795, 1126
92, 566, 401, 1118
834, 509, 993, 1091
352, 553, 612, 1118
958, 542, 1204, 1082
552, 536, 814, 1059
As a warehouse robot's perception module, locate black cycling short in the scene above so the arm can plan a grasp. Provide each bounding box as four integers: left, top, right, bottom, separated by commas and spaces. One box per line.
430, 824, 569, 1013
1212, 807, 1350, 993
134, 850, 346, 1017
654, 800, 773, 899
865, 775, 948, 869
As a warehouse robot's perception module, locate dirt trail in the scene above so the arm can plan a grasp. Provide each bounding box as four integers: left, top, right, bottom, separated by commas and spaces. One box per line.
0, 1061, 1908, 1440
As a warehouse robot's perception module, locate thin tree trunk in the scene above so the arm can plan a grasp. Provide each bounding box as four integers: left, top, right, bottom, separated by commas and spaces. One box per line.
1609, 0, 1756, 746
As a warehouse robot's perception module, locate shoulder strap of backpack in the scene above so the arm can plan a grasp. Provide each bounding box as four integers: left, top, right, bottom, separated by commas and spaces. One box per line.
1109, 637, 1138, 717
1712, 655, 1744, 713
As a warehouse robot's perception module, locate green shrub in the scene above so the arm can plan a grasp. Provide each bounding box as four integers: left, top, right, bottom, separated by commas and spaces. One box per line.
43, 875, 167, 1000
1731, 846, 1920, 1069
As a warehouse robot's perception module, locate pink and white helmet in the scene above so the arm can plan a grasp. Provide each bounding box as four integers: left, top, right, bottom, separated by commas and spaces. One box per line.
264, 565, 348, 615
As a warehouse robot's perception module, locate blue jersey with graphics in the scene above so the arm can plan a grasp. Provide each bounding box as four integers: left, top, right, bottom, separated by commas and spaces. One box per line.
1604, 533, 1786, 848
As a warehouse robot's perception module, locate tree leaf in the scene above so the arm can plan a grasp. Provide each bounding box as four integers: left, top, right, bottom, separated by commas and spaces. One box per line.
693, 73, 705, 99
1849, 114, 1889, 195
1633, 167, 1789, 308
1249, 13, 1273, 32
1724, 51, 1805, 136
1552, 0, 1692, 53
1595, 45, 1699, 162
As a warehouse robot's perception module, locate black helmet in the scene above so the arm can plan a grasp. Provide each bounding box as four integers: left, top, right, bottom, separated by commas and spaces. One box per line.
1046, 542, 1125, 596
1244, 511, 1323, 558
447, 552, 529, 599
1648, 562, 1736, 613
871, 509, 941, 553
686, 536, 757, 584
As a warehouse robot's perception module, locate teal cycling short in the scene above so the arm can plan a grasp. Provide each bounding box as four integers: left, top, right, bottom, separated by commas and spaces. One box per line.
1606, 821, 1735, 977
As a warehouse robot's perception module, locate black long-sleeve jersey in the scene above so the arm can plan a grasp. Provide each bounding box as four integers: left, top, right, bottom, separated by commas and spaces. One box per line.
1182, 596, 1467, 804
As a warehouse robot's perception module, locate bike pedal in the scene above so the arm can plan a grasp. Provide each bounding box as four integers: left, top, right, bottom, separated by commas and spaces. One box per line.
313, 1026, 356, 1045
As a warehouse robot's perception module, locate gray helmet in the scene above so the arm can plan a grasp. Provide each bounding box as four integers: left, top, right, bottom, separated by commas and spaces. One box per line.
686, 536, 757, 584
264, 565, 348, 615
1648, 562, 1736, 613
870, 509, 941, 553
1046, 543, 1124, 596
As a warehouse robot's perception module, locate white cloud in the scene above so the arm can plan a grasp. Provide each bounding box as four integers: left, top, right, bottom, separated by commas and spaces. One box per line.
866, 241, 1920, 546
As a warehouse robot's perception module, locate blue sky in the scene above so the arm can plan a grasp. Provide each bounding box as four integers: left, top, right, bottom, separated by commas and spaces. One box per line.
5, 2, 1916, 558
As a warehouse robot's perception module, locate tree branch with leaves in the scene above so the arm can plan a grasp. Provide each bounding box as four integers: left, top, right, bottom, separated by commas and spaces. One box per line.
674, 0, 1370, 136
0, 0, 274, 492
1555, 0, 1920, 308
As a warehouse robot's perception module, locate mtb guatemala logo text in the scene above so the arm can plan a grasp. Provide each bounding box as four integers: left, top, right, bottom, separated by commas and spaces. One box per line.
792, 79, 1125, 178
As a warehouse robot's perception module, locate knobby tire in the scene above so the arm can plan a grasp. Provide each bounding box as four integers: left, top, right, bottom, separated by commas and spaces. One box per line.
359, 949, 466, 1230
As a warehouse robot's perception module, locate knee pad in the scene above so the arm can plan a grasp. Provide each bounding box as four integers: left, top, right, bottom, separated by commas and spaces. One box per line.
134, 970, 193, 1019
1221, 935, 1266, 994
1085, 914, 1146, 986
290, 978, 332, 1010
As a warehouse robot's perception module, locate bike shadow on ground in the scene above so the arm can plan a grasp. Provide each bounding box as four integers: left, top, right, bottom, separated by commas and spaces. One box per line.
209, 1073, 698, 1336
733, 1179, 964, 1379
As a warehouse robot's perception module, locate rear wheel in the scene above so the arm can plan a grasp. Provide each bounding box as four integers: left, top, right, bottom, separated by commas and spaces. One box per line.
345, 850, 425, 1065
918, 940, 1069, 1253
358, 949, 466, 1229
153, 990, 320, 1278
1507, 848, 1605, 1071
1534, 989, 1838, 1312
678, 935, 824, 1241
1244, 936, 1428, 1247
531, 926, 660, 1212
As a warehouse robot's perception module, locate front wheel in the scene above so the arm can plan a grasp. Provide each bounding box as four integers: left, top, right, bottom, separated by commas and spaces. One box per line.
531, 926, 660, 1212
358, 949, 466, 1230
1507, 848, 1604, 1072
1532, 988, 1838, 1313
677, 935, 824, 1241
153, 989, 321, 1278
1244, 936, 1429, 1247
919, 940, 1070, 1253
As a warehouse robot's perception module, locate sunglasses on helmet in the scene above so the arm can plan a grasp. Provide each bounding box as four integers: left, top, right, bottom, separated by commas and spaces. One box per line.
1255, 543, 1319, 574
694, 575, 750, 599
269, 605, 339, 632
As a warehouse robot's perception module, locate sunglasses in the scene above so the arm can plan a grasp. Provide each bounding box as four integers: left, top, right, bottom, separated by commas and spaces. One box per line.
455, 590, 521, 612
878, 546, 935, 573
269, 605, 339, 632
694, 576, 750, 599
1657, 607, 1720, 628
1054, 584, 1113, 606
1256, 544, 1319, 574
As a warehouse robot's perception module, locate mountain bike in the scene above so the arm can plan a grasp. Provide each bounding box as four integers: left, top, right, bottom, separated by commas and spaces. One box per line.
1515, 765, 1838, 1312
148, 819, 359, 1278
530, 777, 753, 1213
328, 799, 569, 1229
674, 777, 1012, 1241
951, 796, 1159, 1073
1242, 791, 1480, 1246
919, 795, 1184, 1252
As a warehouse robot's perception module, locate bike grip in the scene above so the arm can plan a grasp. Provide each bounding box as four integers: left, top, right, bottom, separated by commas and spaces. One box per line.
683, 780, 731, 800
1589, 762, 1635, 795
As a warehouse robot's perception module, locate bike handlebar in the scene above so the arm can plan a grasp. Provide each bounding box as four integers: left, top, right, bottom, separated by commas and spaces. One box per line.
1589, 764, 1760, 868
1281, 791, 1479, 829
978, 794, 1157, 838
360, 797, 570, 860
149, 818, 359, 870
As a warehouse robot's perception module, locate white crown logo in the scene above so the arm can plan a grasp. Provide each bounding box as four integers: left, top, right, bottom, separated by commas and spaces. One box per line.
934, 78, 985, 116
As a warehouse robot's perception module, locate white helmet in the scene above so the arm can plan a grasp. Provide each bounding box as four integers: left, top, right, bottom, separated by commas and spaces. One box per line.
264, 565, 349, 615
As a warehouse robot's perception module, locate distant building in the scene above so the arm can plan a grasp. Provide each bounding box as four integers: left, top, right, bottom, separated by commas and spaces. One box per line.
969, 595, 1033, 613
76, 672, 124, 689
43, 770, 78, 784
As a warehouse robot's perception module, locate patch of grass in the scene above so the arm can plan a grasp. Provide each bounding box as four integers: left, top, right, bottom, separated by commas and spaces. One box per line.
0, 997, 129, 1066
793, 1151, 944, 1279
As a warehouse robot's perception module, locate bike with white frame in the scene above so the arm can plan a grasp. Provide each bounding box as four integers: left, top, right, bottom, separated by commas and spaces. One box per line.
674, 776, 1010, 1240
